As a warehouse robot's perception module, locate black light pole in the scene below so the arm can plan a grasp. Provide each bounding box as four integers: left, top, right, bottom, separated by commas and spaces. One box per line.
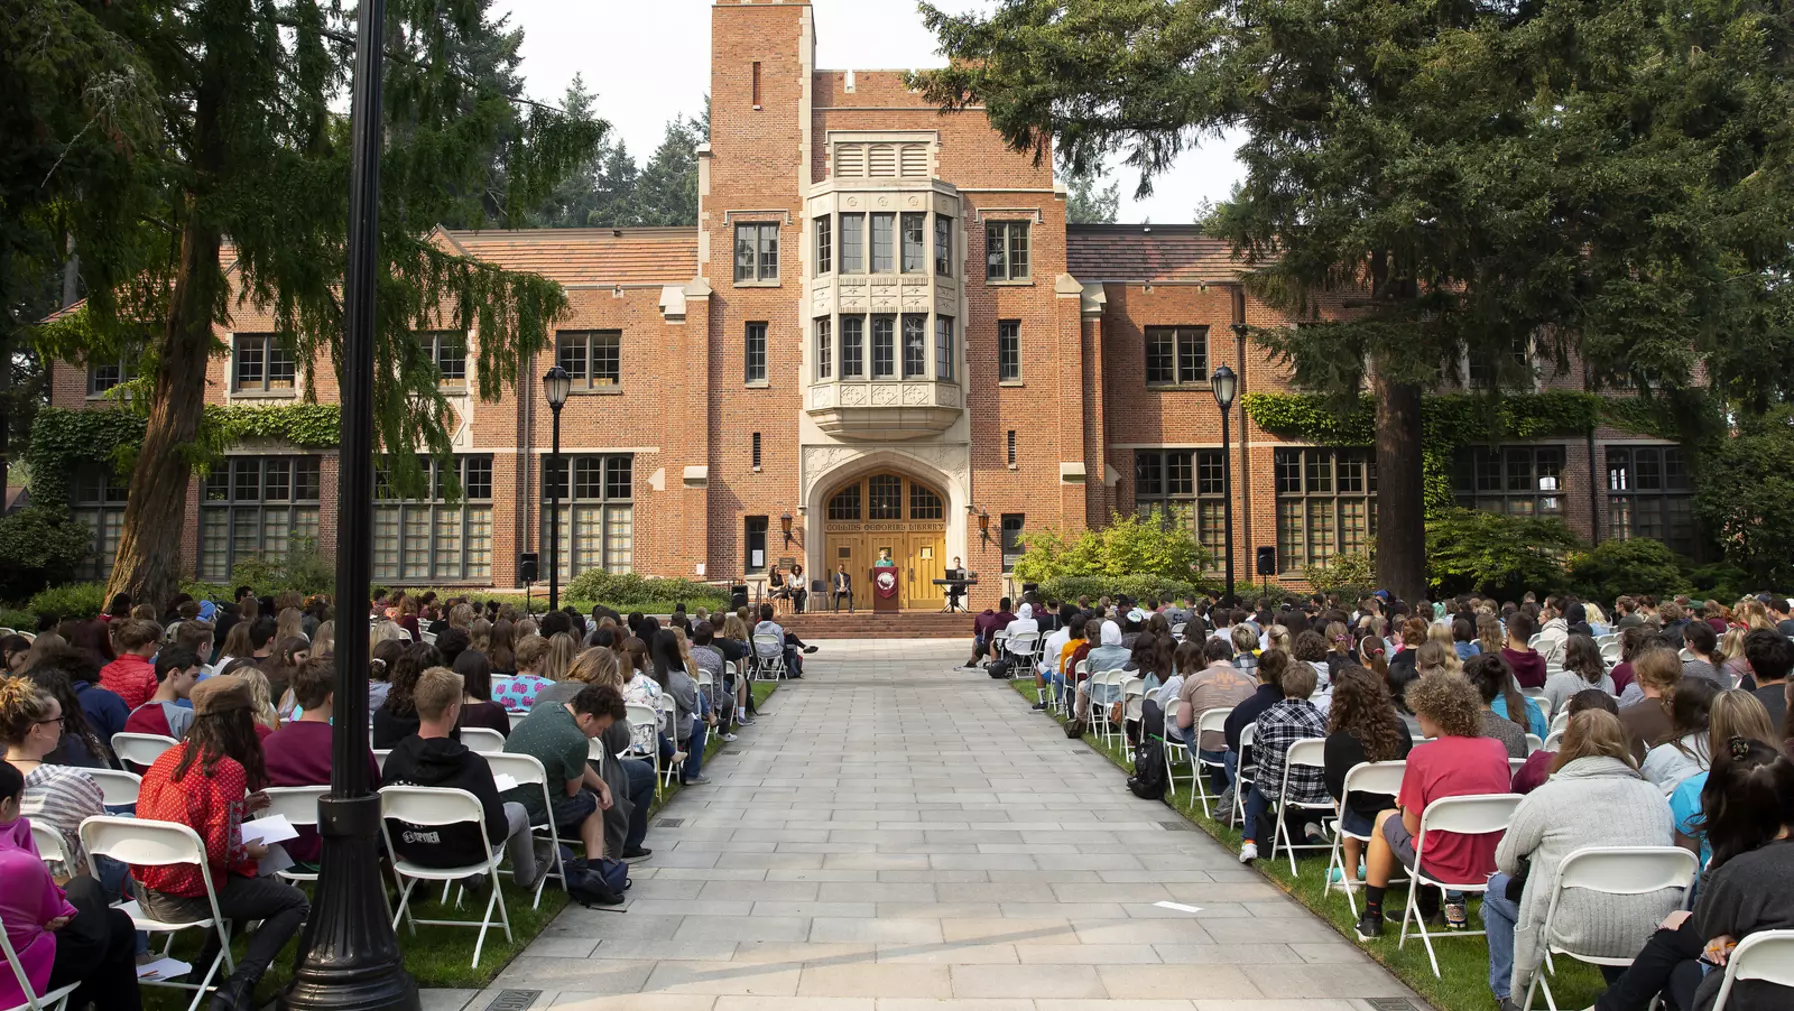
283, 0, 418, 1007
1212, 364, 1238, 606
543, 365, 570, 611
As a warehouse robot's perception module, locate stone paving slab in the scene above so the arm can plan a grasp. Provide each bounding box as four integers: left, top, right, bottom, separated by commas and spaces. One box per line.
434, 639, 1431, 1011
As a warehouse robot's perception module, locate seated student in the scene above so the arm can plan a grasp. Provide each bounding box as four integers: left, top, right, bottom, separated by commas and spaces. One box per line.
380, 668, 543, 889
1239, 662, 1330, 864
1466, 653, 1534, 759
1619, 647, 1682, 764
30, 647, 130, 758
98, 619, 161, 710
1501, 612, 1549, 690
1513, 690, 1620, 794
1544, 635, 1617, 718
452, 651, 512, 737
0, 680, 112, 888
1594, 737, 1794, 1011
752, 604, 804, 679
965, 598, 1016, 668
0, 763, 141, 1011
1481, 710, 1679, 1011
535, 648, 656, 860
373, 643, 445, 749
263, 657, 379, 867
1737, 627, 1792, 731
1323, 665, 1414, 885
1667, 690, 1780, 864
133, 676, 309, 1011
1641, 677, 1718, 794
1355, 672, 1512, 939
494, 634, 554, 712
123, 647, 204, 739
1177, 637, 1256, 771
501, 684, 625, 863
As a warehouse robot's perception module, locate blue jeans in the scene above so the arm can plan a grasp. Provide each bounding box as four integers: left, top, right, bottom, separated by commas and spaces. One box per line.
620, 757, 654, 852
1482, 872, 1519, 1000
1223, 749, 1239, 788
1243, 784, 1272, 844
683, 696, 710, 780
1198, 748, 1229, 794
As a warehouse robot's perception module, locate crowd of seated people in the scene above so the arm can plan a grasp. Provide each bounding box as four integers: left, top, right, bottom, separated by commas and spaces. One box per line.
986, 586, 1794, 1011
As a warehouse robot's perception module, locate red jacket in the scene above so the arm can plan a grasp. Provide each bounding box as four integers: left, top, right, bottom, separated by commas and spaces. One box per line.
99, 653, 159, 710
133, 745, 257, 897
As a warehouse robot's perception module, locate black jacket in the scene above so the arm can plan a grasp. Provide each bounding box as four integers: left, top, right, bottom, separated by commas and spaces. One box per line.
380, 735, 509, 869
1223, 683, 1283, 756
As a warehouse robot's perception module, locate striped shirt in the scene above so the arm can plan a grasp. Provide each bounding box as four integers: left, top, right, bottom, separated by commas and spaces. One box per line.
21, 764, 105, 878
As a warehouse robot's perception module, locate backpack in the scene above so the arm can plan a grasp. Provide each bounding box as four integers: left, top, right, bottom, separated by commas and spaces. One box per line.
1126, 737, 1167, 800
986, 659, 1013, 680
562, 855, 631, 908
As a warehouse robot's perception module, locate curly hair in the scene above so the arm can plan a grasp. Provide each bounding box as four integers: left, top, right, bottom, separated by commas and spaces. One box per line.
1327, 665, 1406, 763
1404, 671, 1483, 738
382, 642, 444, 717
0, 678, 57, 746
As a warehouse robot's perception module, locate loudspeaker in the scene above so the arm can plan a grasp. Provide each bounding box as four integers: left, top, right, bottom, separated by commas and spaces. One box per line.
518, 552, 539, 582
1021, 582, 1039, 597
730, 584, 749, 611
1256, 546, 1277, 577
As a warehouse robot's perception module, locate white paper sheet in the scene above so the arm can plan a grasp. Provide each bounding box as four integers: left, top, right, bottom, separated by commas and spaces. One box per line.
241, 814, 298, 846
137, 958, 193, 981
1152, 901, 1205, 914
492, 773, 520, 793
257, 844, 295, 877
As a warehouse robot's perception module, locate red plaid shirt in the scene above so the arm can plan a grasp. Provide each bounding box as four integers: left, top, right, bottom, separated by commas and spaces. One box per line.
133, 745, 256, 897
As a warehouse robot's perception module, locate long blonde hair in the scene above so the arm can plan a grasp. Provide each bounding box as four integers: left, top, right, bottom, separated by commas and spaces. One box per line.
229, 664, 283, 732
369, 619, 405, 656
541, 632, 578, 681
1417, 640, 1460, 677
566, 647, 624, 689
312, 620, 336, 657
276, 607, 305, 644
1550, 709, 1636, 773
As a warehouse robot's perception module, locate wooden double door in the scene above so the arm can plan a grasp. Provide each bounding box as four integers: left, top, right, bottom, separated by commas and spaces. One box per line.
822, 472, 948, 610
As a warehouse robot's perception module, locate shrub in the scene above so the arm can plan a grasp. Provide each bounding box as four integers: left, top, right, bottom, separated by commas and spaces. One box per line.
0, 609, 38, 633
1567, 538, 1692, 607
0, 508, 96, 603
1036, 574, 1213, 605
1303, 550, 1375, 600
229, 540, 335, 599
562, 570, 729, 611
1010, 512, 1210, 585
1425, 508, 1581, 600
27, 581, 108, 623
1686, 562, 1750, 604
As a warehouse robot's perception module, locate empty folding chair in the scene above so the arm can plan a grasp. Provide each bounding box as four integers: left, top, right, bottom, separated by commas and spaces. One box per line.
1521, 846, 1699, 1011
79, 816, 234, 1011
1708, 929, 1794, 1011
1525, 734, 1545, 755
459, 726, 506, 755
1398, 793, 1523, 976
1326, 760, 1408, 915
86, 768, 142, 810
256, 785, 329, 884
1269, 738, 1335, 875
0, 910, 81, 1011
378, 786, 513, 968
483, 752, 566, 909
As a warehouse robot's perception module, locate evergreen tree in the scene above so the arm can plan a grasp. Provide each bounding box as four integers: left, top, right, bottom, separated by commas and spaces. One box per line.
1064, 164, 1120, 225
917, 0, 1793, 602
14, 0, 604, 606
635, 116, 704, 228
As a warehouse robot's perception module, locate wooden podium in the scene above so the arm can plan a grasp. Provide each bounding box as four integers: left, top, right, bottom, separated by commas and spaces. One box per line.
871, 565, 901, 614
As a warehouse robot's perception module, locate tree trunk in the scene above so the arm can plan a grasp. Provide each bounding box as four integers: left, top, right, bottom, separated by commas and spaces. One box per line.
105, 207, 220, 609
1373, 371, 1428, 606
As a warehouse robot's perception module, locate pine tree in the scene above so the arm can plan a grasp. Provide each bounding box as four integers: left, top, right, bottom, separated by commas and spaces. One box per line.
917, 0, 1793, 602
1064, 164, 1120, 225
16, 0, 604, 606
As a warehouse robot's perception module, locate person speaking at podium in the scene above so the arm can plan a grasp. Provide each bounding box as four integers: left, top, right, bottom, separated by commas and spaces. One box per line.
874, 548, 896, 567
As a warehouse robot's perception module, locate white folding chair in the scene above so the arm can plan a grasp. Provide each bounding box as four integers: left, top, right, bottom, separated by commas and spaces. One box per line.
653, 695, 684, 788
1398, 793, 1522, 976
1709, 929, 1794, 1011
1600, 641, 1623, 663
1191, 706, 1233, 817
506, 707, 530, 731
378, 786, 513, 967
420, 629, 438, 645
622, 703, 665, 800
0, 911, 80, 1011
1232, 723, 1258, 827
1544, 730, 1565, 751
373, 749, 392, 772
1006, 632, 1041, 681
459, 726, 506, 754
257, 785, 328, 884
1269, 738, 1334, 875
1159, 698, 1188, 797
109, 732, 178, 771
484, 752, 566, 909
751, 634, 785, 681
1061, 660, 1087, 716
28, 822, 79, 880
79, 816, 233, 1011
1521, 846, 1700, 1011
87, 768, 143, 809
1549, 710, 1570, 736
1510, 757, 1529, 776
1525, 733, 1545, 755
1086, 671, 1122, 743
990, 628, 1010, 666
1326, 760, 1408, 915
1525, 692, 1553, 720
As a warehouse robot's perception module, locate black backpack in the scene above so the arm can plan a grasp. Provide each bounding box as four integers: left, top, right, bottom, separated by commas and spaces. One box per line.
986, 659, 1013, 679
562, 854, 630, 908
1126, 737, 1167, 800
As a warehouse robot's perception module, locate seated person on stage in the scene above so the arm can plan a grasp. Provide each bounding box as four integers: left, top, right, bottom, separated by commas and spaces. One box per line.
501, 683, 625, 862
381, 667, 544, 890
789, 563, 807, 612
944, 557, 967, 610
830, 564, 854, 612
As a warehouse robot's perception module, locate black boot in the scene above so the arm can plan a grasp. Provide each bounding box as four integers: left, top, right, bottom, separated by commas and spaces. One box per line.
209, 973, 259, 1011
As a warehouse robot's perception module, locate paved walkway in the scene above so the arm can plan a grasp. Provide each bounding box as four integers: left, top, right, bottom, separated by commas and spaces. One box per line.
440, 640, 1428, 1011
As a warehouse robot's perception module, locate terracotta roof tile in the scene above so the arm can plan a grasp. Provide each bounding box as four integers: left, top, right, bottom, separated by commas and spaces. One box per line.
445, 227, 698, 286
1066, 224, 1248, 282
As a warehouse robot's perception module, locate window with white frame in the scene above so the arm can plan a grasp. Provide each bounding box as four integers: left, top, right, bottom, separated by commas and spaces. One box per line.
733, 222, 779, 283
744, 323, 768, 384
542, 454, 634, 578
88, 359, 130, 396
427, 332, 467, 388
814, 216, 832, 276
871, 213, 895, 274
901, 314, 927, 379
839, 213, 865, 273
815, 318, 832, 380
871, 315, 896, 378
199, 456, 322, 580
557, 331, 621, 389
901, 213, 926, 273
985, 221, 1031, 282
934, 216, 953, 274
372, 455, 494, 582
232, 334, 298, 394
841, 317, 865, 378
935, 317, 955, 381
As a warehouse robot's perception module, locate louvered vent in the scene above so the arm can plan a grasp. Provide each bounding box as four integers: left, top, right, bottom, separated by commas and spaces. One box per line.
899, 144, 929, 178
867, 144, 897, 177
834, 143, 866, 178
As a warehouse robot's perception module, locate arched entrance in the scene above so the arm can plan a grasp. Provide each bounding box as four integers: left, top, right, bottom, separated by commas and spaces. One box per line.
822, 472, 949, 609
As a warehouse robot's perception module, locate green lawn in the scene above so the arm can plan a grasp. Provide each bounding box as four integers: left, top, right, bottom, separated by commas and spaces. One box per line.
1010, 678, 1608, 1011
142, 680, 780, 1010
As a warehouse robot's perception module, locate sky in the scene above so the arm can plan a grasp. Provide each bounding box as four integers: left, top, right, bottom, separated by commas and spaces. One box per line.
495, 0, 1245, 224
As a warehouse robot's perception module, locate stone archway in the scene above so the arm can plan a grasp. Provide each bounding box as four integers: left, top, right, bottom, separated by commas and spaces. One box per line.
799, 445, 971, 607
819, 471, 949, 609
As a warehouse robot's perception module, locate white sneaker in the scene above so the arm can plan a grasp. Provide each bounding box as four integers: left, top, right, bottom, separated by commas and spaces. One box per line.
1238, 842, 1258, 864
720, 732, 738, 742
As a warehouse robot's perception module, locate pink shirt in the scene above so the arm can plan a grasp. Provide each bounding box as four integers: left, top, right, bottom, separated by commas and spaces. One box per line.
0, 819, 78, 1008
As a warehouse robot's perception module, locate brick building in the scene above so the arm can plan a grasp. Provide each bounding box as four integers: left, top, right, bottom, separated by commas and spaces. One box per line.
52, 0, 1691, 607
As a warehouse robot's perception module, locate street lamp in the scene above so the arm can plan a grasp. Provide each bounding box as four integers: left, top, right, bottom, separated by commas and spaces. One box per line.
283, 0, 418, 1007
978, 506, 991, 544
544, 365, 571, 611
780, 511, 793, 548
1212, 364, 1238, 605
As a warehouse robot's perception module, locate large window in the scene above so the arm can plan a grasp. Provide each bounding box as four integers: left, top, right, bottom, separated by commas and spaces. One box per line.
871, 213, 896, 274
827, 483, 861, 520
1135, 449, 1227, 572
935, 216, 953, 274
733, 222, 779, 283
1001, 514, 1026, 573
901, 213, 927, 273
815, 318, 832, 380
1453, 446, 1565, 516
841, 317, 865, 378
901, 315, 927, 379
1606, 445, 1696, 556
427, 332, 467, 388
556, 331, 619, 389
814, 216, 832, 276
935, 317, 955, 381
868, 474, 903, 520
985, 221, 1031, 282
998, 320, 1021, 382
839, 214, 865, 273
232, 334, 297, 394
744, 323, 768, 384
542, 454, 634, 579
910, 482, 944, 520
199, 456, 323, 580
373, 456, 494, 582
70, 466, 128, 580
1273, 448, 1377, 574
1145, 326, 1208, 386
88, 359, 130, 396
871, 315, 896, 378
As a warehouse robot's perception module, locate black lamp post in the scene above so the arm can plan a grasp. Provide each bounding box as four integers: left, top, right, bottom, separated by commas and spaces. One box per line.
544, 365, 571, 611
282, 0, 418, 1007
1212, 364, 1238, 605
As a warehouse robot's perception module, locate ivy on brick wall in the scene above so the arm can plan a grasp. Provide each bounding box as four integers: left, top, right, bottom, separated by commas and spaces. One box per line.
28, 403, 342, 512
1242, 391, 1618, 514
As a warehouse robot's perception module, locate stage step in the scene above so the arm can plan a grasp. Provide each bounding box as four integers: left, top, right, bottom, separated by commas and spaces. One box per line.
783, 610, 972, 640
